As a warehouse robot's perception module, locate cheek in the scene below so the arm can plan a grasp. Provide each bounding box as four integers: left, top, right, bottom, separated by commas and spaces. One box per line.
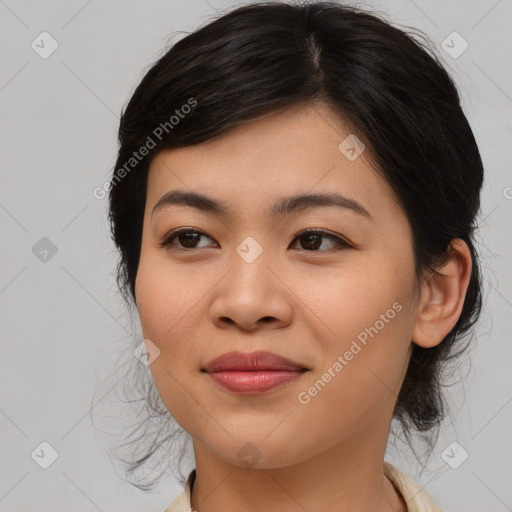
134, 251, 220, 369
134, 256, 199, 403
135, 262, 169, 344
294, 252, 413, 348
135, 254, 203, 342
295, 254, 414, 414
135, 257, 204, 430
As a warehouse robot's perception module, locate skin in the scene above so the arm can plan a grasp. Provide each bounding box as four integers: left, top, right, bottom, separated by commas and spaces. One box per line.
135, 102, 472, 512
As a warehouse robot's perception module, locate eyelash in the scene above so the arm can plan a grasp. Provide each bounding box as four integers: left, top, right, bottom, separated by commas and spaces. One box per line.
158, 227, 353, 253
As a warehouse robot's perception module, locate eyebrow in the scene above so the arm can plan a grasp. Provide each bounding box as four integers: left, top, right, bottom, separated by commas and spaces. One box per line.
151, 190, 373, 221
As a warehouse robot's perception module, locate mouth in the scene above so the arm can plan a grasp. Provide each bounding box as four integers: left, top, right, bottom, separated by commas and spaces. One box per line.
202, 350, 309, 394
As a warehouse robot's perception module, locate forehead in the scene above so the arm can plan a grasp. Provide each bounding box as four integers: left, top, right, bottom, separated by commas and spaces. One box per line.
146, 103, 400, 222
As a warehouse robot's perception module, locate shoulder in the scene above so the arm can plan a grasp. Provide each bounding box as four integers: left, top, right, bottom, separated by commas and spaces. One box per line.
163, 470, 196, 512
384, 461, 444, 512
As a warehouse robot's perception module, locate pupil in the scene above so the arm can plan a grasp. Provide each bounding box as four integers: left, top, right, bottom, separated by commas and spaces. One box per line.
181, 232, 199, 248
302, 234, 321, 250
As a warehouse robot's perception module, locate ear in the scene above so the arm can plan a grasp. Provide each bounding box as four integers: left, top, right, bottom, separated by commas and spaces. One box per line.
412, 239, 473, 348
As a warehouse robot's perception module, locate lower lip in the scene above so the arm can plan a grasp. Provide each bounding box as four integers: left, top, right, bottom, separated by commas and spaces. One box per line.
207, 370, 305, 393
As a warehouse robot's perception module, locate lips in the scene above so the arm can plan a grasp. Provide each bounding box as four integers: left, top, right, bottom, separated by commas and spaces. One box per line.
203, 351, 309, 393
204, 350, 307, 373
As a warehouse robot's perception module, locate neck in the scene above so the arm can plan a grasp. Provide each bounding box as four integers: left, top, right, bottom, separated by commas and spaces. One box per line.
190, 424, 407, 512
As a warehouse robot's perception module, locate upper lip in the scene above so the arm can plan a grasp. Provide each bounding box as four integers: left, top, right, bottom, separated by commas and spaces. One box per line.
204, 351, 308, 373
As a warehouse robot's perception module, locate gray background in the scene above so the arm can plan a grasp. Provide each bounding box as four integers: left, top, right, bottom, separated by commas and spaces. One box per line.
1, 0, 511, 511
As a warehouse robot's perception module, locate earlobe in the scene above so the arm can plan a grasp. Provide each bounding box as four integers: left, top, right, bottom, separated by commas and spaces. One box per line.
412, 239, 472, 349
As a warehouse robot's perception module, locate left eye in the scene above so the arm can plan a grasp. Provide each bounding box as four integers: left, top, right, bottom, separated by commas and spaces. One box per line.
290, 229, 351, 251
159, 228, 351, 252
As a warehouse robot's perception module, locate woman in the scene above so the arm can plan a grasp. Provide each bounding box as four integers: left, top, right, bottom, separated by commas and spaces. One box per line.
108, 1, 483, 510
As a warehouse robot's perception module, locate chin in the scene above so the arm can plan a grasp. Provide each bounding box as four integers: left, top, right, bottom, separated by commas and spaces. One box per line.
197, 431, 318, 470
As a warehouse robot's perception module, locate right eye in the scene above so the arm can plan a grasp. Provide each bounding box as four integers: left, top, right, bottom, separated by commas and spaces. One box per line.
158, 228, 218, 250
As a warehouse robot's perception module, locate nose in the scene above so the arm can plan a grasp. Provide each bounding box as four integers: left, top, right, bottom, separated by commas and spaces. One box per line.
209, 253, 294, 332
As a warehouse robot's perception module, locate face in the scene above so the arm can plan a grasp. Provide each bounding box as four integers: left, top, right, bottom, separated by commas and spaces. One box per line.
135, 102, 420, 469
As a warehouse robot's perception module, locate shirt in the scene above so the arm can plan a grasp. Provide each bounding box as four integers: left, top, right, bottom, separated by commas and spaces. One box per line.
164, 461, 442, 512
